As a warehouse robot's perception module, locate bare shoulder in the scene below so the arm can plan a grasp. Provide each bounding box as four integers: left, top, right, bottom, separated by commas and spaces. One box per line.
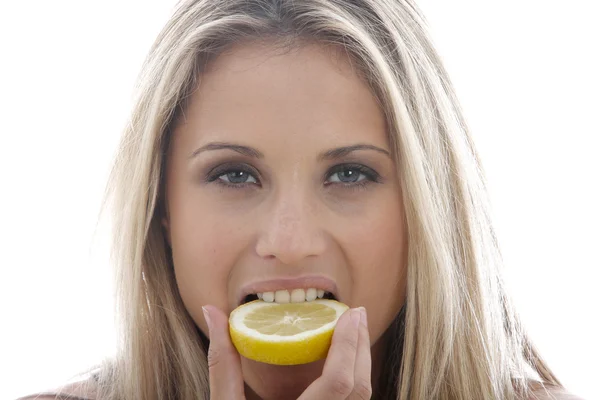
16, 378, 97, 400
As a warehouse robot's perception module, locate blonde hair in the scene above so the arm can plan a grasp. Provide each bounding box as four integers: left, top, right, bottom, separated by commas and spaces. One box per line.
95, 0, 562, 399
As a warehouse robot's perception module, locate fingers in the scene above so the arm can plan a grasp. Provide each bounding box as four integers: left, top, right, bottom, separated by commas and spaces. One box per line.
298, 308, 360, 399
348, 307, 372, 400
299, 307, 372, 400
203, 305, 246, 400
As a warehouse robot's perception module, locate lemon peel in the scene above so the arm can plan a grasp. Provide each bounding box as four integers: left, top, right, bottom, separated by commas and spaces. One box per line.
229, 299, 349, 365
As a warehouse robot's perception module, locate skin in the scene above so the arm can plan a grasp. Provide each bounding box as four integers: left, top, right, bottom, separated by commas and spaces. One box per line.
162, 40, 407, 399
22, 41, 585, 400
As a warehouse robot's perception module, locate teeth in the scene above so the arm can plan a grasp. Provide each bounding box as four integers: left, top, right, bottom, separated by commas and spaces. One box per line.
305, 288, 317, 301
291, 289, 306, 303
275, 290, 290, 303
255, 288, 331, 303
262, 291, 274, 302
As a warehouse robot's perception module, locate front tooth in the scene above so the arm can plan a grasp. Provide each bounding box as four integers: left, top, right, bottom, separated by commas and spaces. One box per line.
317, 289, 325, 298
262, 291, 274, 302
275, 290, 290, 303
306, 288, 317, 301
291, 288, 306, 303
257, 292, 263, 299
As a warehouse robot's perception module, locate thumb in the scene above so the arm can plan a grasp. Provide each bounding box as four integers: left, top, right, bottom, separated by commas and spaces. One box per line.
203, 305, 246, 400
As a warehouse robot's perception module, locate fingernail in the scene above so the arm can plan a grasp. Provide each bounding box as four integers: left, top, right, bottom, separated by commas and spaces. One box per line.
359, 307, 367, 327
202, 306, 212, 333
351, 308, 361, 328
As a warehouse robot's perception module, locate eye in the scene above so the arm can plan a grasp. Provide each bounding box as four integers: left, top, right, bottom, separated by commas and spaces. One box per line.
218, 170, 257, 185
325, 164, 380, 186
206, 163, 260, 188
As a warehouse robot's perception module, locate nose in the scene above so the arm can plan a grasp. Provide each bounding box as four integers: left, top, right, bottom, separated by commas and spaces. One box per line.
255, 187, 327, 265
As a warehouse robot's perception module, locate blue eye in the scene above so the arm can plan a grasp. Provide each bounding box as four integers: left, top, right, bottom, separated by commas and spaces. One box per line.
206, 163, 260, 188
328, 168, 366, 183
325, 164, 379, 186
218, 170, 258, 184
206, 162, 380, 190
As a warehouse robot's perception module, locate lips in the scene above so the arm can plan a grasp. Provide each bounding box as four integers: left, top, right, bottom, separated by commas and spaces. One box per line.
237, 275, 340, 306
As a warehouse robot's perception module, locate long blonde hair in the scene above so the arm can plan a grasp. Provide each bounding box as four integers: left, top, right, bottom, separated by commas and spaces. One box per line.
96, 0, 562, 398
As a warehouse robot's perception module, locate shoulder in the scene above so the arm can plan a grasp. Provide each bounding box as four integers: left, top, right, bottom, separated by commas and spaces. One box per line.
16, 378, 97, 400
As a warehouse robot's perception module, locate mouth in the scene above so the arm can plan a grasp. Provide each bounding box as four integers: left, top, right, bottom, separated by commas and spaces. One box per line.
242, 289, 337, 305
238, 276, 340, 306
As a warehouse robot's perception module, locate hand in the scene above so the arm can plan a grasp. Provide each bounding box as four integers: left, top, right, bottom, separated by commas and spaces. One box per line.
202, 304, 372, 400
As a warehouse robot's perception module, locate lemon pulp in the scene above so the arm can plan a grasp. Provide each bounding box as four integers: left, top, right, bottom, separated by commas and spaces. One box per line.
229, 299, 348, 365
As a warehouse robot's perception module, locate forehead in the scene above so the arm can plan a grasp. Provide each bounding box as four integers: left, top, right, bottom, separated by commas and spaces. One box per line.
174, 40, 389, 152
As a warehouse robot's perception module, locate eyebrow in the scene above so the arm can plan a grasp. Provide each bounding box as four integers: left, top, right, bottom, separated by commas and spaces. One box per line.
318, 143, 391, 160
189, 142, 391, 160
189, 142, 265, 159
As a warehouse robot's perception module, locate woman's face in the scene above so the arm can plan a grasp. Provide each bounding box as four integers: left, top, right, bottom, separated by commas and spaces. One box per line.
164, 41, 407, 398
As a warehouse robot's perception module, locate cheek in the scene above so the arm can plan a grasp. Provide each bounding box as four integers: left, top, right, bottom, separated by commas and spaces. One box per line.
168, 201, 247, 331
339, 197, 406, 341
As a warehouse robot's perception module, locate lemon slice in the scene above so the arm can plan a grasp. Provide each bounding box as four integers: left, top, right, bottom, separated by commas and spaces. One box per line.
229, 299, 349, 365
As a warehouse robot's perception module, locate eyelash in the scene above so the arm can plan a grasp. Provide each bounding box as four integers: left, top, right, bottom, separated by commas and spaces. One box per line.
324, 163, 381, 190
205, 163, 381, 191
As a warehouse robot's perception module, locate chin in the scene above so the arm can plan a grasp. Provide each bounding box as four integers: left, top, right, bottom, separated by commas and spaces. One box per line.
241, 357, 325, 400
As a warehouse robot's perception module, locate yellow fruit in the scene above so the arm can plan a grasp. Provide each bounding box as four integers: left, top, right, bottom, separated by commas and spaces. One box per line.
229, 299, 349, 365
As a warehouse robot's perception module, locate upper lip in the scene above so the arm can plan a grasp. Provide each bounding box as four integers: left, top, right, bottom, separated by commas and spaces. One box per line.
237, 275, 339, 305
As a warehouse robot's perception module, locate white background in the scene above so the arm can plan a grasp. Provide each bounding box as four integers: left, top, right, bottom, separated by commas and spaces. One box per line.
1, 1, 598, 399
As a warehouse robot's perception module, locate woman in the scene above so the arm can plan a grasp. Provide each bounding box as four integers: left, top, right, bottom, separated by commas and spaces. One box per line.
20, 0, 583, 399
